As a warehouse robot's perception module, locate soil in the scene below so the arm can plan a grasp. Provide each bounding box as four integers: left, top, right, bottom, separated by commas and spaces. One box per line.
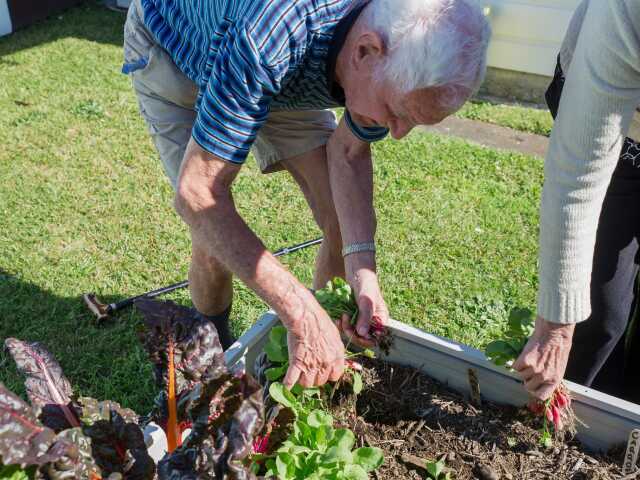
330, 358, 624, 480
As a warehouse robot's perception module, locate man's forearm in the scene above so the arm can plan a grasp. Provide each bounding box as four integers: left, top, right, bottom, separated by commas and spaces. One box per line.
175, 141, 315, 330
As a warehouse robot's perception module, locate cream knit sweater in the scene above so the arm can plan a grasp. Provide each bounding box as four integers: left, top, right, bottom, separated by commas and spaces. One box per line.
538, 0, 640, 324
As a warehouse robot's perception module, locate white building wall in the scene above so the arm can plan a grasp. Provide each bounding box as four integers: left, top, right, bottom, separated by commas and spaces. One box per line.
484, 0, 581, 77
0, 0, 12, 37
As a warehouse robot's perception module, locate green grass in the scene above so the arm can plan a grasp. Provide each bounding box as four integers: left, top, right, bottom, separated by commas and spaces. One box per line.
0, 2, 543, 414
457, 100, 554, 137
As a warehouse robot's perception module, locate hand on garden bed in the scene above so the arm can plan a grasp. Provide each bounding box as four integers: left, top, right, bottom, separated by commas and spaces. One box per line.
513, 316, 575, 400
284, 308, 345, 388
340, 273, 389, 348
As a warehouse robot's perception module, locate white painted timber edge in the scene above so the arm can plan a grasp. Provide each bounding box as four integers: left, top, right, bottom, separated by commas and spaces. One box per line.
231, 311, 640, 453
224, 311, 279, 371
0, 0, 12, 37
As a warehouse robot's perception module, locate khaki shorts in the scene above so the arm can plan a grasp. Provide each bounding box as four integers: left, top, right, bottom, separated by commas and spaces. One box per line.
123, 0, 337, 187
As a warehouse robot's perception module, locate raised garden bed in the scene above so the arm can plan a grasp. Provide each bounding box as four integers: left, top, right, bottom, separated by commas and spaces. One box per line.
226, 311, 640, 478
3, 300, 639, 479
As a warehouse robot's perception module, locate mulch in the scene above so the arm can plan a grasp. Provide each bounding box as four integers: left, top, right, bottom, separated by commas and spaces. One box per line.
330, 358, 624, 479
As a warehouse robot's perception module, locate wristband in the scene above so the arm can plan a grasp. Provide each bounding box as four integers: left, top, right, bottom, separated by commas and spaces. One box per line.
341, 242, 376, 257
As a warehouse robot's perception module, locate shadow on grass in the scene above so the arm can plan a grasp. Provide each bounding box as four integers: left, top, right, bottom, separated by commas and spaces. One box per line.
0, 268, 156, 412
0, 1, 125, 58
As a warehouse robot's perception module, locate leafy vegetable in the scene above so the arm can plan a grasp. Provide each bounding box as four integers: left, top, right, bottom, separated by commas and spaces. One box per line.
157, 374, 265, 479
314, 278, 358, 324
78, 397, 156, 479
260, 382, 384, 479
0, 382, 66, 467
4, 338, 80, 430
484, 308, 534, 366
2, 339, 155, 480
315, 278, 393, 352
425, 458, 451, 480
0, 464, 34, 480
135, 299, 226, 452
263, 326, 289, 383
136, 299, 273, 479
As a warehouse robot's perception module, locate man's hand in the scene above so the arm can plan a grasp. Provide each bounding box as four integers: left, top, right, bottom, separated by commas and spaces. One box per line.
339, 268, 389, 348
283, 304, 345, 389
513, 316, 575, 400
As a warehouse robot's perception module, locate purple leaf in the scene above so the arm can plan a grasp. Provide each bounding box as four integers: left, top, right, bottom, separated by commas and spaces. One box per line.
40, 427, 102, 480
0, 382, 66, 467
4, 338, 79, 429
136, 299, 226, 440
78, 397, 156, 480
157, 374, 265, 480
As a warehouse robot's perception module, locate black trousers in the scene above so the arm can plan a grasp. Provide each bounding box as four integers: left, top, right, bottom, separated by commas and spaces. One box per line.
546, 59, 640, 403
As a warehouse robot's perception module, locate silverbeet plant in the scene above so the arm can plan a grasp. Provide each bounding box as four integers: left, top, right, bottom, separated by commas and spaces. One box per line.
135, 299, 268, 479
0, 338, 155, 480
0, 299, 275, 480
484, 307, 576, 448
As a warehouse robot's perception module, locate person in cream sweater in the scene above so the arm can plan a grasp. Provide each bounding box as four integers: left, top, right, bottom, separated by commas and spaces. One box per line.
513, 0, 640, 402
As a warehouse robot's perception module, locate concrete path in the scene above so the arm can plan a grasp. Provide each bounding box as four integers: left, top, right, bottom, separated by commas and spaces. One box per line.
421, 116, 550, 158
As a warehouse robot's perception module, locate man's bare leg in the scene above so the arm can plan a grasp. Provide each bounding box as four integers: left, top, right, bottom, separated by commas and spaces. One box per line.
189, 230, 235, 348
283, 146, 344, 289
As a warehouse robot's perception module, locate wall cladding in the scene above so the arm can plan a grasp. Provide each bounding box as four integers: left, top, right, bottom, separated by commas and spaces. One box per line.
0, 0, 83, 37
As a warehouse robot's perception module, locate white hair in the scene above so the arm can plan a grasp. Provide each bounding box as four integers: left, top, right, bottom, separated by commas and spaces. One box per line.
363, 0, 491, 110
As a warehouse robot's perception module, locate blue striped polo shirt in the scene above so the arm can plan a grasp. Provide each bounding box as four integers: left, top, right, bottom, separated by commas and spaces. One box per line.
140, 0, 389, 164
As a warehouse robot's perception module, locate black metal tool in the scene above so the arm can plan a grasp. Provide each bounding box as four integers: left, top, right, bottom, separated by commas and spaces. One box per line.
83, 236, 323, 321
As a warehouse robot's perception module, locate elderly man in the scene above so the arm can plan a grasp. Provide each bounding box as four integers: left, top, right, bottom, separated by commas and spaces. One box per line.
123, 0, 490, 389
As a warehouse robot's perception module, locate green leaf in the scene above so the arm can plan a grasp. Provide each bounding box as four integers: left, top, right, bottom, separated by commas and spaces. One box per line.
426, 459, 445, 479
341, 464, 369, 480
330, 429, 356, 451
276, 453, 295, 479
315, 425, 333, 449
485, 340, 518, 366
321, 445, 353, 465
265, 364, 288, 381
270, 326, 288, 347
507, 307, 534, 337
352, 372, 363, 395
264, 340, 288, 363
0, 465, 33, 480
353, 447, 384, 472
295, 420, 313, 446
308, 410, 333, 428
270, 382, 296, 409
540, 429, 553, 449
264, 458, 277, 477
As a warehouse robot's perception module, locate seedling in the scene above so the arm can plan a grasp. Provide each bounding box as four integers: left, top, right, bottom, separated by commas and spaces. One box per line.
484, 307, 534, 367
261, 382, 384, 479
262, 324, 370, 397
425, 458, 452, 480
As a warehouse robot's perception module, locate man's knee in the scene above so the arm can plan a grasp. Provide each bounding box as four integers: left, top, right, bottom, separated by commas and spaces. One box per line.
191, 244, 229, 276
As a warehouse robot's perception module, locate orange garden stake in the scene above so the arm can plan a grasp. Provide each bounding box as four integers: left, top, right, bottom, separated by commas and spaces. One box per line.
167, 340, 180, 452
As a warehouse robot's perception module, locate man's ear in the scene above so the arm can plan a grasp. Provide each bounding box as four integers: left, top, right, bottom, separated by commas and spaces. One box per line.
351, 31, 385, 72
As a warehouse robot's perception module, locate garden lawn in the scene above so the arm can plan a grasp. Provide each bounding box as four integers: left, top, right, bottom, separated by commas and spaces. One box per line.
457, 100, 554, 137
0, 2, 543, 414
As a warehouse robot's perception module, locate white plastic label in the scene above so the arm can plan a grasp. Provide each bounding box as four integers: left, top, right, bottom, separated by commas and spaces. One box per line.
623, 429, 640, 475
